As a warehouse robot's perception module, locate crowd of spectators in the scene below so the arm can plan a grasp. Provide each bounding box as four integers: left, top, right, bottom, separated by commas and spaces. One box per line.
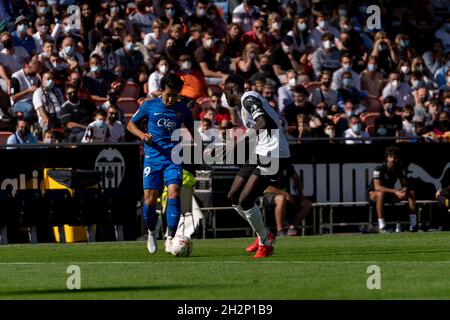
0, 0, 449, 147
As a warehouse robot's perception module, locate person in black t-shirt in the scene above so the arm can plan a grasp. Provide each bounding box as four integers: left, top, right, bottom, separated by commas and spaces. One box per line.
263, 163, 312, 236
368, 146, 417, 233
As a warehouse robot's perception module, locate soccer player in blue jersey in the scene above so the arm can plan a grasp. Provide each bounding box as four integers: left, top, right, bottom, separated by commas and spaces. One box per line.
127, 73, 193, 254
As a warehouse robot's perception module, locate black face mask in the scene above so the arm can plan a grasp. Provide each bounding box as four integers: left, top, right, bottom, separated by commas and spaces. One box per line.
404, 115, 413, 121
2, 39, 13, 49
109, 96, 118, 105
68, 92, 79, 104
261, 64, 271, 72
96, 22, 104, 31
72, 79, 82, 90
342, 39, 351, 47
439, 120, 449, 127
19, 128, 30, 137
137, 3, 146, 11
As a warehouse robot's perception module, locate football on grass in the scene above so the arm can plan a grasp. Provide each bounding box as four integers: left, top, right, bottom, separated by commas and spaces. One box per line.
170, 235, 193, 257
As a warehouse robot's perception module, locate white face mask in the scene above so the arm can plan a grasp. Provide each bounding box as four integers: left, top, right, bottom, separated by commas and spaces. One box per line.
323, 40, 332, 49
204, 39, 213, 48
318, 20, 327, 29
391, 80, 399, 88
288, 77, 297, 88
159, 65, 168, 74
271, 22, 280, 30
400, 66, 410, 74
181, 61, 191, 70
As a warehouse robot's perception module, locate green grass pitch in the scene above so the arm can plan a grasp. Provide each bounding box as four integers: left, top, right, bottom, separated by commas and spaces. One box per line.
1, 232, 450, 299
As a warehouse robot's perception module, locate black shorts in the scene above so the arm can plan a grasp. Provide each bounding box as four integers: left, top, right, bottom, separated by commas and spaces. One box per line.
237, 156, 290, 179
263, 192, 303, 209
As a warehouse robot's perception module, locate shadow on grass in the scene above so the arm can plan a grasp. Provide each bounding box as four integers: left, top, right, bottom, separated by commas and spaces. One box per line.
0, 283, 228, 296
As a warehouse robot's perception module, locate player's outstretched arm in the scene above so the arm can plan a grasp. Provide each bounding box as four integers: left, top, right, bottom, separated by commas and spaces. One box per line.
127, 121, 152, 143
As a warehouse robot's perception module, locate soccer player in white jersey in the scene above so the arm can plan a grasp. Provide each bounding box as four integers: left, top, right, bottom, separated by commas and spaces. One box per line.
223, 74, 291, 258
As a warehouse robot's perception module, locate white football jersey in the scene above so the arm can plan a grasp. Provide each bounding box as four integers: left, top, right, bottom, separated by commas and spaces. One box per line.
240, 91, 290, 158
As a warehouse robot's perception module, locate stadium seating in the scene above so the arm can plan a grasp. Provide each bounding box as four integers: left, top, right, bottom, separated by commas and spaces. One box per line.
121, 82, 140, 100
0, 132, 13, 145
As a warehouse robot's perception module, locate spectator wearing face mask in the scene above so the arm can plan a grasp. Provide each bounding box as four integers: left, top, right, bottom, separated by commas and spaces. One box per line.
90, 37, 116, 72
360, 56, 384, 97
422, 40, 445, 76
33, 71, 64, 132
105, 105, 125, 143
308, 13, 340, 51
271, 35, 302, 78
81, 109, 110, 143
323, 122, 337, 143
433, 51, 450, 87
100, 89, 125, 125
206, 4, 228, 40
434, 17, 450, 55
232, 0, 261, 34
60, 85, 97, 143
371, 34, 399, 75
32, 17, 51, 55
331, 54, 361, 91
309, 70, 338, 108
236, 43, 260, 79
10, 56, 41, 121
249, 54, 280, 89
336, 71, 368, 112
147, 56, 170, 98
241, 18, 271, 55
413, 86, 432, 111
176, 53, 206, 104
277, 70, 297, 112
0, 31, 30, 75
114, 35, 145, 83
86, 13, 112, 54
129, 0, 154, 40
382, 72, 414, 108
6, 118, 37, 148
42, 130, 57, 144
11, 16, 36, 56
397, 61, 412, 84
312, 33, 341, 79
194, 31, 228, 85
344, 115, 371, 144
187, 0, 212, 31
314, 101, 331, 123
83, 55, 117, 99
59, 36, 85, 71
335, 100, 365, 137
395, 34, 415, 63
287, 16, 310, 53
399, 105, 417, 141
374, 96, 403, 137
283, 84, 315, 125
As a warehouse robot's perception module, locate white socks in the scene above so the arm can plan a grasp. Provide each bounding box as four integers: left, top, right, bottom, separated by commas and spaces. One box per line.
243, 205, 269, 245
378, 218, 386, 229
409, 214, 417, 227
232, 204, 248, 221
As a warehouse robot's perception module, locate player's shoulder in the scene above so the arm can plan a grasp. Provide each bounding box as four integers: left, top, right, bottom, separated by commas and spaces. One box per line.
141, 97, 163, 110
242, 91, 265, 109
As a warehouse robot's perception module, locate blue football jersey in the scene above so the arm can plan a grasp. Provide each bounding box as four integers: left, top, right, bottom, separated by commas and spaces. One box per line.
130, 98, 193, 163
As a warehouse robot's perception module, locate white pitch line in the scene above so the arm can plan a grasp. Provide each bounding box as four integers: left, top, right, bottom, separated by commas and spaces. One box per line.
1, 261, 450, 265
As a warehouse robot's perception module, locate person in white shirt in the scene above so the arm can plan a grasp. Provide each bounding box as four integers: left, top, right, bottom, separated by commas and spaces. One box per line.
344, 115, 371, 144
58, 36, 85, 70
33, 71, 64, 132
0, 31, 30, 75
277, 69, 297, 113
106, 105, 125, 143
81, 109, 110, 143
232, 0, 261, 33
144, 19, 169, 56
434, 17, 450, 54
331, 54, 361, 91
33, 17, 51, 54
308, 13, 340, 51
147, 56, 169, 98
382, 72, 414, 108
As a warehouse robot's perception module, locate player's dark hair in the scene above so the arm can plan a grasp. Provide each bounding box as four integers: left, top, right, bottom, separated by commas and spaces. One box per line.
160, 73, 184, 92
385, 146, 400, 159
224, 74, 245, 90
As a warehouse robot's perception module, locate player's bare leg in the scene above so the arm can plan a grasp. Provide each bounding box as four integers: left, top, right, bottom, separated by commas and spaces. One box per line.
144, 189, 160, 254
407, 190, 418, 232
227, 175, 250, 221
273, 194, 288, 235
239, 174, 274, 258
